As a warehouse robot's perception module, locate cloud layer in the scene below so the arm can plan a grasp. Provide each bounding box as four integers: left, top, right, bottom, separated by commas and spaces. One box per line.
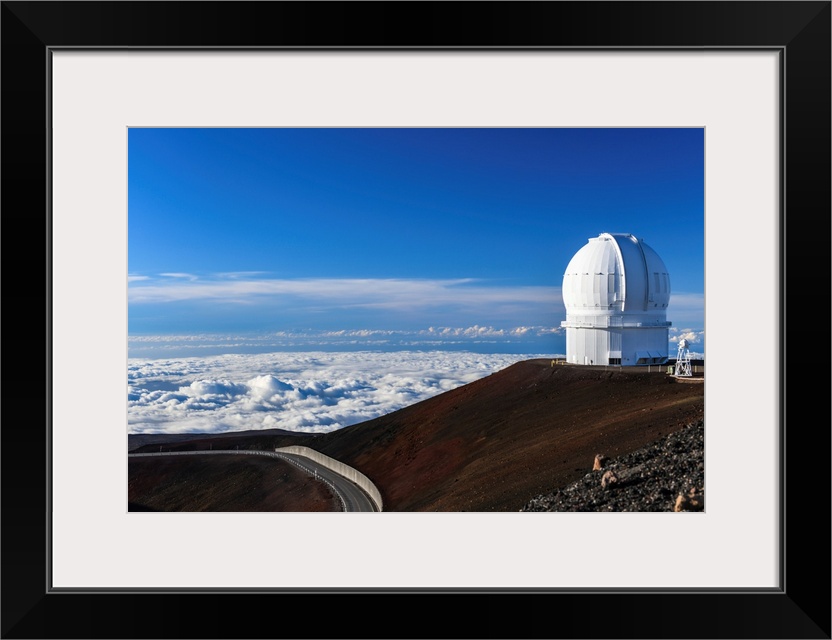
128, 273, 703, 341
129, 274, 560, 307
128, 351, 550, 435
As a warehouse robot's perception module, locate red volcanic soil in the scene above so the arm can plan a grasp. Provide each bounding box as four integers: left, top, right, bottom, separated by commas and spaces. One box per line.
128, 454, 339, 512
313, 360, 704, 511
131, 360, 704, 512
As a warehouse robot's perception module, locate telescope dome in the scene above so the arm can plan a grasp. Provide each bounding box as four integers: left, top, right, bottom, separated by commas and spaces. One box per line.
560, 233, 672, 366
562, 233, 670, 312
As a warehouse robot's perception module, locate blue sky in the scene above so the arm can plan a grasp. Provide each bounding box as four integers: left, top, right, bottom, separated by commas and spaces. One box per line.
128, 127, 704, 357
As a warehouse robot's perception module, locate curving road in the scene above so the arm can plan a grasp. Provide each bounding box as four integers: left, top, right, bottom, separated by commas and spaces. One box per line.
128, 449, 378, 512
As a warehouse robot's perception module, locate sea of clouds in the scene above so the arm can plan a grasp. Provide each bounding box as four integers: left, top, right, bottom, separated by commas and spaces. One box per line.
128, 350, 550, 435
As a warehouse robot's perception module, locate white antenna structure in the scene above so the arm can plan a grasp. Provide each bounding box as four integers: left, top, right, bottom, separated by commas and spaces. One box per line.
674, 338, 693, 377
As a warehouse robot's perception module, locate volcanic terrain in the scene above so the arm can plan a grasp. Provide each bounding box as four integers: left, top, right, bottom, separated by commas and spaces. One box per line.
129, 359, 704, 512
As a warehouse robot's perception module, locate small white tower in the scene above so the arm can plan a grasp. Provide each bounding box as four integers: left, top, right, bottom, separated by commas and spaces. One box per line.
561, 233, 671, 366
674, 338, 693, 377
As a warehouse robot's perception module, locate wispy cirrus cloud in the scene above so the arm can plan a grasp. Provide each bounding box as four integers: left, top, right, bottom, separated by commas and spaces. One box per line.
128, 275, 561, 309
213, 271, 270, 279
127, 276, 699, 350
159, 272, 199, 281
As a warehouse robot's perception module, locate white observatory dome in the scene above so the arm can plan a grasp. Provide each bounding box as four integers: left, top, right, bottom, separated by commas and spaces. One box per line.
561, 233, 672, 366
562, 233, 670, 312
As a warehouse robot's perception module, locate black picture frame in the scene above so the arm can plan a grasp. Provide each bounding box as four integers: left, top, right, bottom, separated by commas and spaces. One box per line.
2, 2, 829, 638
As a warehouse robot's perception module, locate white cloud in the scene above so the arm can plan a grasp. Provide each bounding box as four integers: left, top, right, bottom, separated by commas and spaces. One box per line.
669, 328, 705, 359
128, 276, 560, 311
320, 329, 397, 337
670, 329, 703, 344
186, 379, 248, 396
214, 271, 269, 279
420, 325, 562, 338
126, 327, 565, 358
158, 272, 199, 281
127, 351, 550, 435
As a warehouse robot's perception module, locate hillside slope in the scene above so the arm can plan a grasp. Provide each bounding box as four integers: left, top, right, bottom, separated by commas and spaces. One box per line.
311, 359, 704, 511
131, 360, 705, 512
129, 454, 338, 512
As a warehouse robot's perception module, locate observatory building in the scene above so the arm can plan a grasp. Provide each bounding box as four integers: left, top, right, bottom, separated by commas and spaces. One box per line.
561, 233, 671, 366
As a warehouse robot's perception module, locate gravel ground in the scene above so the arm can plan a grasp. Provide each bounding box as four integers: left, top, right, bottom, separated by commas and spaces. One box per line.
521, 419, 705, 512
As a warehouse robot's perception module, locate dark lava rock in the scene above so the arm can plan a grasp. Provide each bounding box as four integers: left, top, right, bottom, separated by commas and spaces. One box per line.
521, 419, 704, 512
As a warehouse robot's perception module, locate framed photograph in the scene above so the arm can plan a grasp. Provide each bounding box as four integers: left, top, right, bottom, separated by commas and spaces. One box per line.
3, 2, 829, 638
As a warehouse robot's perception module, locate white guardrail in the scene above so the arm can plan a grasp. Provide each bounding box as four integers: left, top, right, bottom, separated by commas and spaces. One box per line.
274, 446, 383, 512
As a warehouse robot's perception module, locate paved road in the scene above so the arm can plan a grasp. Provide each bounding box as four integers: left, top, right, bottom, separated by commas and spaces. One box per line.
129, 450, 378, 512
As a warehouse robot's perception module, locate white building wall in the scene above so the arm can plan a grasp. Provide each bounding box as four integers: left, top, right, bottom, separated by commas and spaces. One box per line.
609, 329, 622, 359
567, 326, 669, 365
619, 327, 670, 365
592, 329, 607, 365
